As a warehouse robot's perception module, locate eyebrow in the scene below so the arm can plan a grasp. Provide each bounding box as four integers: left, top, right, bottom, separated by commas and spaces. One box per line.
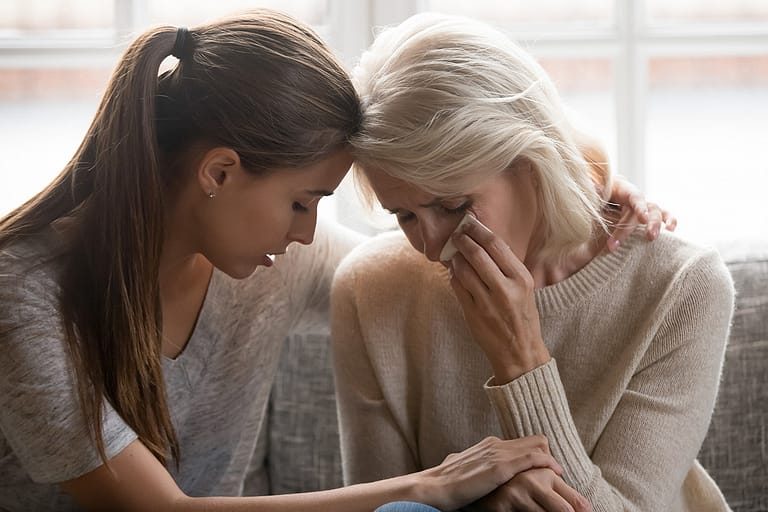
304, 189, 334, 197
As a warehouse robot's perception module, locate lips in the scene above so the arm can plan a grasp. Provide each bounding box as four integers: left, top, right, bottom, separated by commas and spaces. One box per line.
262, 251, 286, 268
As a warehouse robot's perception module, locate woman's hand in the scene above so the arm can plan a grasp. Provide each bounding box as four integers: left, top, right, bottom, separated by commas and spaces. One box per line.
464, 468, 592, 512
448, 216, 549, 384
421, 436, 564, 512
605, 176, 677, 252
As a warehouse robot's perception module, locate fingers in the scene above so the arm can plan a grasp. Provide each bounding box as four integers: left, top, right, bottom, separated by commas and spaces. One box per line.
605, 177, 686, 249
455, 215, 529, 281
517, 497, 547, 512
492, 437, 562, 477
608, 176, 648, 223
460, 436, 562, 477
605, 200, 677, 252
643, 202, 677, 239
489, 469, 587, 512
662, 209, 677, 232
534, 490, 574, 512
643, 202, 663, 241
430, 437, 565, 510
506, 453, 564, 480
448, 254, 479, 308
552, 477, 592, 512
449, 220, 531, 301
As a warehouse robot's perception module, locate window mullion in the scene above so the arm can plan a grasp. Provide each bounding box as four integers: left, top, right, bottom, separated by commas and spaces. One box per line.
614, 0, 647, 188
115, 0, 149, 42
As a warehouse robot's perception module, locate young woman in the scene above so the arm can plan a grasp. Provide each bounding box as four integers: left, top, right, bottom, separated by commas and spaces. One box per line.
0, 8, 668, 512
332, 12, 733, 512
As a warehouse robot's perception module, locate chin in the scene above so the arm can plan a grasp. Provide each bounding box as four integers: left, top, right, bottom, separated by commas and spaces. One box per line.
222, 263, 259, 280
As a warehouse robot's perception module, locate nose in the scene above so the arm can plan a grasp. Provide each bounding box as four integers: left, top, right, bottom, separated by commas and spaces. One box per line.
419, 221, 448, 263
287, 208, 317, 246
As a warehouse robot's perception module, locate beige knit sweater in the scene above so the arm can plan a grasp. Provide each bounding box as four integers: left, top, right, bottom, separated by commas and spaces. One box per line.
331, 229, 734, 511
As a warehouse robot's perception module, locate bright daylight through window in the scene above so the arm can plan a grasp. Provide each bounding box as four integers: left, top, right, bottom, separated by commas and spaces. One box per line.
1, 0, 766, 245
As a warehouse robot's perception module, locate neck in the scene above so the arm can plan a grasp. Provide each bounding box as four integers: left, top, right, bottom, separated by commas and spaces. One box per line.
159, 205, 212, 302
525, 232, 606, 288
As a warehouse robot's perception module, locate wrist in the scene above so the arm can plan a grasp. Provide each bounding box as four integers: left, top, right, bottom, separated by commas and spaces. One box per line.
393, 470, 432, 506
491, 351, 551, 385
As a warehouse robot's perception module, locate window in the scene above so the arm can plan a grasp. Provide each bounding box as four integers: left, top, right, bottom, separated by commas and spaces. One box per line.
419, 0, 768, 243
1, 1, 766, 244
0, 1, 336, 219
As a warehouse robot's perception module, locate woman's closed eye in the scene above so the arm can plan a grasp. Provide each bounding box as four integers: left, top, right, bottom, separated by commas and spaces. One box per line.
396, 211, 416, 223
395, 201, 472, 224
437, 201, 472, 216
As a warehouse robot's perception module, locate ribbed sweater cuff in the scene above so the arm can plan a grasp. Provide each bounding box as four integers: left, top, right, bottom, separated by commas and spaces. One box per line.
484, 359, 593, 486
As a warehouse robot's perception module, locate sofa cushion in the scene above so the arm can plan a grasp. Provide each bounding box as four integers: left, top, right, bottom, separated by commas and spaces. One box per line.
258, 332, 344, 494
698, 248, 768, 511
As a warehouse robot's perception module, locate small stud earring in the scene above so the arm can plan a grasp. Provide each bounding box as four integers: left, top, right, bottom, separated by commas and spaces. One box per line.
208, 191, 216, 199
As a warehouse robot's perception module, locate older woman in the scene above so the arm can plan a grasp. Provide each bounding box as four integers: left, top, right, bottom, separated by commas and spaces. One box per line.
332, 12, 733, 512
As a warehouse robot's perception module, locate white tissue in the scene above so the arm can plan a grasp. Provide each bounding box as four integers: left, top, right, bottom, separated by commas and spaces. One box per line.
439, 213, 475, 262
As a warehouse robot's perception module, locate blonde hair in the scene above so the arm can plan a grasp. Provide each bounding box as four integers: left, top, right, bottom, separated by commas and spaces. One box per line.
351, 12, 611, 261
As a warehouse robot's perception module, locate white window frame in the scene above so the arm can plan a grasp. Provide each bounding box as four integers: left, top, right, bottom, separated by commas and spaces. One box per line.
2, 0, 767, 193
355, 0, 768, 190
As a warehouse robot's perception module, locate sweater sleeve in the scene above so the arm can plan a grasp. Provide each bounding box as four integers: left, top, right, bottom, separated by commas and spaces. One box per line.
484, 249, 734, 511
331, 257, 421, 485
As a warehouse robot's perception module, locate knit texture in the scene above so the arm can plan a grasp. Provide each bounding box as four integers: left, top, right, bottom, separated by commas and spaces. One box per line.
332, 229, 734, 511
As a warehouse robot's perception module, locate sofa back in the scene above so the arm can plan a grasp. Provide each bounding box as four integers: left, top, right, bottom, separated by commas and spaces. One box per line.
698, 248, 768, 511
255, 248, 768, 511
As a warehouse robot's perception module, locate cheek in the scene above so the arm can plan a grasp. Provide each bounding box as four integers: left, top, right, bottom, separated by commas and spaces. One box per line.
469, 206, 527, 258
400, 224, 423, 253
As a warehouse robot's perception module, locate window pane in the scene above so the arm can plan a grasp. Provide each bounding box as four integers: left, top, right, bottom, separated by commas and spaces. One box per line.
425, 0, 613, 27
539, 58, 617, 169
645, 56, 768, 244
647, 0, 768, 24
0, 0, 114, 31
148, 0, 329, 27
0, 68, 111, 216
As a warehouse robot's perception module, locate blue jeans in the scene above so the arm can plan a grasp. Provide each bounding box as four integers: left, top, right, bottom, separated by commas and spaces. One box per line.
374, 502, 442, 512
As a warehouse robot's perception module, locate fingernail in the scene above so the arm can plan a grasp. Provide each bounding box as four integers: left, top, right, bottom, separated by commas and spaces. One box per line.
609, 238, 621, 252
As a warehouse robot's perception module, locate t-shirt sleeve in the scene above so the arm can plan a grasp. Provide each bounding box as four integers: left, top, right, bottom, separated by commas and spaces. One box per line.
0, 263, 137, 483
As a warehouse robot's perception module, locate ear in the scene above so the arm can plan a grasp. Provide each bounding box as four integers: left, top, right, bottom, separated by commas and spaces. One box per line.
195, 147, 242, 197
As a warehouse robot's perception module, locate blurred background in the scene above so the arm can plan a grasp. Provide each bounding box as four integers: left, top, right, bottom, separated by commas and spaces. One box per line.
1, 0, 766, 245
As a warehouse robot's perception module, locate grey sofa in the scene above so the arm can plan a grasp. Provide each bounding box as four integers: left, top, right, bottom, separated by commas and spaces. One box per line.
251, 243, 768, 511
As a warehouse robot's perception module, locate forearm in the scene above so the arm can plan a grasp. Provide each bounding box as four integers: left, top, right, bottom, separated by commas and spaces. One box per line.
485, 360, 598, 485
175, 475, 424, 512
63, 439, 428, 512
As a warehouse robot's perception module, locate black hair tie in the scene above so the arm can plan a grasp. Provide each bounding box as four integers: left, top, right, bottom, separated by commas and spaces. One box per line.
171, 27, 189, 60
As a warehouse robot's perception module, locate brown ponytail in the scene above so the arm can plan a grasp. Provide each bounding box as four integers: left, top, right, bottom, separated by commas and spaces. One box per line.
0, 9, 360, 468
